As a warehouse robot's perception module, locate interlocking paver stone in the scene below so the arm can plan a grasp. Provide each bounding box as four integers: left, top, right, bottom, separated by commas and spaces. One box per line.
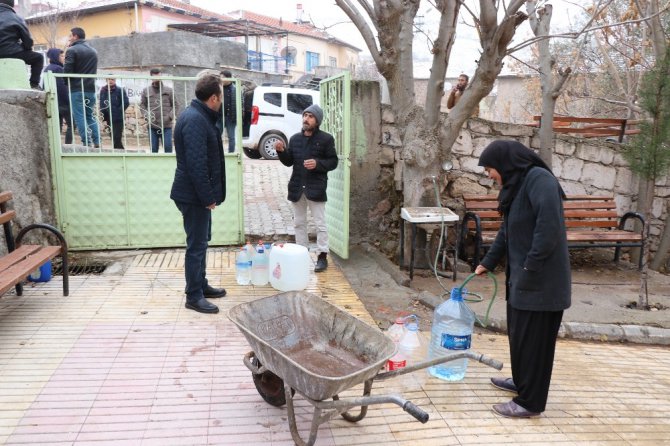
0, 226, 669, 443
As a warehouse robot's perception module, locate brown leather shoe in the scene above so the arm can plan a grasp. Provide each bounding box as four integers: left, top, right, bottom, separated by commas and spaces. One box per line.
492, 400, 540, 418
491, 377, 518, 393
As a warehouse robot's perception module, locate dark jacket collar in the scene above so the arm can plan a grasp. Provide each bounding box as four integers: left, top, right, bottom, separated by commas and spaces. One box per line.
190, 99, 219, 122
0, 4, 14, 12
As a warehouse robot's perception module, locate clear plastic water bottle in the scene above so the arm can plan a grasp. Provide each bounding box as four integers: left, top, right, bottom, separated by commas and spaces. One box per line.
251, 241, 269, 286
385, 315, 407, 371
398, 315, 426, 367
428, 287, 476, 381
235, 247, 251, 285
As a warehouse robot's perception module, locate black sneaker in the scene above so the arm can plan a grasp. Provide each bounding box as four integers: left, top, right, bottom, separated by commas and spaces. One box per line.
314, 253, 328, 272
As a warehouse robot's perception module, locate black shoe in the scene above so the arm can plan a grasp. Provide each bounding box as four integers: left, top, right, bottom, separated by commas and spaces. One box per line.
490, 377, 518, 393
30, 83, 42, 90
185, 298, 219, 314
314, 253, 328, 272
203, 285, 226, 298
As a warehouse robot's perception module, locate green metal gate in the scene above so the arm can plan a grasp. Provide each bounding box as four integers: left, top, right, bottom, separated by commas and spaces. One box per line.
44, 72, 245, 250
321, 73, 351, 259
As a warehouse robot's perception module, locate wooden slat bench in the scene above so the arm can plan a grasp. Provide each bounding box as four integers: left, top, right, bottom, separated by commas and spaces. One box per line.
459, 194, 645, 270
0, 191, 69, 296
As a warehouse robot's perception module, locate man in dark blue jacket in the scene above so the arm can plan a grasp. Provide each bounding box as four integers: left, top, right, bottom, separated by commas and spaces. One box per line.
275, 104, 338, 272
64, 27, 100, 147
0, 0, 43, 88
221, 69, 237, 153
170, 74, 227, 314
43, 48, 72, 144
99, 78, 129, 149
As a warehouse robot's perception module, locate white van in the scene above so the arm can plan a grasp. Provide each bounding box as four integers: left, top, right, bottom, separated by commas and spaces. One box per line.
242, 85, 320, 160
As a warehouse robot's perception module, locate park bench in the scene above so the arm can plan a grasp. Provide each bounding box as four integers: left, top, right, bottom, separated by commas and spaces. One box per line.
529, 116, 640, 142
0, 191, 69, 297
459, 194, 645, 270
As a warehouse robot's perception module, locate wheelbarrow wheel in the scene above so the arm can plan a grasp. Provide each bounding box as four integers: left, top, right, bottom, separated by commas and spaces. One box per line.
251, 356, 295, 407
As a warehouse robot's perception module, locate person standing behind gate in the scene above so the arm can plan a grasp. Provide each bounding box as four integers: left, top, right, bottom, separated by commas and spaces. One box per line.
141, 68, 177, 153
474, 140, 571, 418
274, 104, 338, 272
170, 74, 227, 314
0, 0, 43, 89
64, 27, 100, 148
99, 78, 129, 149
43, 48, 73, 144
221, 69, 237, 153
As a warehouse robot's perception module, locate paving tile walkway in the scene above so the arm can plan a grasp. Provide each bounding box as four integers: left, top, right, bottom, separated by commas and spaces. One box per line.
0, 251, 669, 445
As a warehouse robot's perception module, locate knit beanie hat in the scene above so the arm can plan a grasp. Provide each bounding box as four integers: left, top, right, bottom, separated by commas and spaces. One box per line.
303, 104, 323, 126
0, 0, 15, 8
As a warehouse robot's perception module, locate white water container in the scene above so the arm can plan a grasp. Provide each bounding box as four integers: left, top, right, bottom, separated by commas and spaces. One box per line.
268, 243, 311, 292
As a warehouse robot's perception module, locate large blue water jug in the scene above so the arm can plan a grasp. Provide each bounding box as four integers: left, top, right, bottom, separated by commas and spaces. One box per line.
427, 287, 475, 381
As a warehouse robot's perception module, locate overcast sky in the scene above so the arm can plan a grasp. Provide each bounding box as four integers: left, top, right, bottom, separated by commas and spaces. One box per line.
189, 0, 585, 77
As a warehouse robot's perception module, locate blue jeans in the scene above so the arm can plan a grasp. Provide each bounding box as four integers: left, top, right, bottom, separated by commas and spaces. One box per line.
224, 121, 236, 153
150, 127, 172, 153
175, 201, 211, 303
70, 91, 100, 146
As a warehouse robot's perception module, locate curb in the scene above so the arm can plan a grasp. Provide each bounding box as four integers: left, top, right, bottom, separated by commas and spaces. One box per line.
415, 289, 670, 346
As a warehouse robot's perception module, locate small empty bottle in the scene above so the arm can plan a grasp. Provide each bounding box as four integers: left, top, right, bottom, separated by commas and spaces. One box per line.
235, 247, 251, 285
398, 315, 426, 367
251, 241, 269, 286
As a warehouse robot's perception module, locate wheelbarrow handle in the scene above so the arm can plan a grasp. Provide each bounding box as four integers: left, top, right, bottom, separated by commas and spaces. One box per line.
475, 352, 504, 371
403, 401, 429, 423
243, 351, 267, 374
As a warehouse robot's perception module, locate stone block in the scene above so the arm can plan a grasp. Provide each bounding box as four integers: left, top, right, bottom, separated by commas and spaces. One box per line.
381, 124, 402, 147
379, 146, 395, 166
576, 143, 615, 165
450, 176, 487, 198
560, 157, 584, 182
491, 121, 534, 137
580, 163, 616, 190
468, 120, 492, 134
460, 156, 484, 174
451, 131, 473, 155
614, 168, 633, 194
554, 139, 576, 156
381, 106, 395, 124
560, 181, 587, 195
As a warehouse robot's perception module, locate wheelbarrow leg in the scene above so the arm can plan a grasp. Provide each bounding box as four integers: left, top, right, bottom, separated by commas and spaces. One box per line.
333, 378, 373, 422
285, 383, 321, 446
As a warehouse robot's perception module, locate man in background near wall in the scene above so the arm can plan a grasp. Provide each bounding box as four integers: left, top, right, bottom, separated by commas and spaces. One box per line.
0, 0, 43, 89
221, 70, 237, 153
99, 78, 129, 149
447, 73, 479, 117
64, 26, 100, 147
141, 68, 177, 153
43, 48, 73, 144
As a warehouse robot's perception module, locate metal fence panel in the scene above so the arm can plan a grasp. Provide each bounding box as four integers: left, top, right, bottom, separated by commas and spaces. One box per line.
44, 71, 244, 250
321, 72, 351, 259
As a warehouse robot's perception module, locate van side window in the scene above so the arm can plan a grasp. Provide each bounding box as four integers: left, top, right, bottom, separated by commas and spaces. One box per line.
264, 93, 281, 107
287, 94, 314, 114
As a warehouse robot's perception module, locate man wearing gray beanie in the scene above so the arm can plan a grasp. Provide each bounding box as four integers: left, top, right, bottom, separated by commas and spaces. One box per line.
0, 0, 44, 88
275, 103, 338, 272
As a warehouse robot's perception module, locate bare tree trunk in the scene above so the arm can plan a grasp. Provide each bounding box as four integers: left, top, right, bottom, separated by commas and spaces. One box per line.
650, 198, 670, 271
637, 179, 654, 307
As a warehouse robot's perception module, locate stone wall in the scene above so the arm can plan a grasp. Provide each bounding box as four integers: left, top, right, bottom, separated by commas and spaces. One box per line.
0, 90, 54, 255
366, 105, 670, 257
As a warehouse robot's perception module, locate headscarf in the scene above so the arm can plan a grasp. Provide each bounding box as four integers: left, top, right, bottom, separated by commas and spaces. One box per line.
478, 140, 563, 214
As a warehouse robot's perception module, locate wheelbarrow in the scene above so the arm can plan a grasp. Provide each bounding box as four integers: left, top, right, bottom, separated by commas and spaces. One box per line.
228, 291, 502, 446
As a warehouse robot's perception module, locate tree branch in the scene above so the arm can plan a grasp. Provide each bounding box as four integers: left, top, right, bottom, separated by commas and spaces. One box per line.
334, 0, 384, 68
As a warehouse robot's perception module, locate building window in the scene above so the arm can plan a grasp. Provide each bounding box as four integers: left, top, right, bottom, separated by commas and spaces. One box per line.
282, 46, 297, 66
329, 56, 337, 67
306, 51, 320, 73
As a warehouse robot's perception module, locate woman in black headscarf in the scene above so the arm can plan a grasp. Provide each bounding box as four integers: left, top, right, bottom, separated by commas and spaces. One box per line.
475, 140, 571, 418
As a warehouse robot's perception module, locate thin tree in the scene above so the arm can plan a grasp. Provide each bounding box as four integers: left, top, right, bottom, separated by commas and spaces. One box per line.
622, 45, 670, 306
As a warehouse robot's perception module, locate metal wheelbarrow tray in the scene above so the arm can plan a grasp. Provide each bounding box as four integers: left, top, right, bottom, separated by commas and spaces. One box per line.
228, 291, 502, 446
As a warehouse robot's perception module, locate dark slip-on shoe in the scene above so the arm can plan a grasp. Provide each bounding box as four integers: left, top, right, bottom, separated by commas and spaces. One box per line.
185, 298, 219, 314
492, 400, 541, 418
491, 377, 518, 393
203, 286, 227, 298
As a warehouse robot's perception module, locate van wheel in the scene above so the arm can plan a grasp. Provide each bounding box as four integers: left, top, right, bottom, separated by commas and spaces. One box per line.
243, 147, 263, 159
258, 133, 284, 160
